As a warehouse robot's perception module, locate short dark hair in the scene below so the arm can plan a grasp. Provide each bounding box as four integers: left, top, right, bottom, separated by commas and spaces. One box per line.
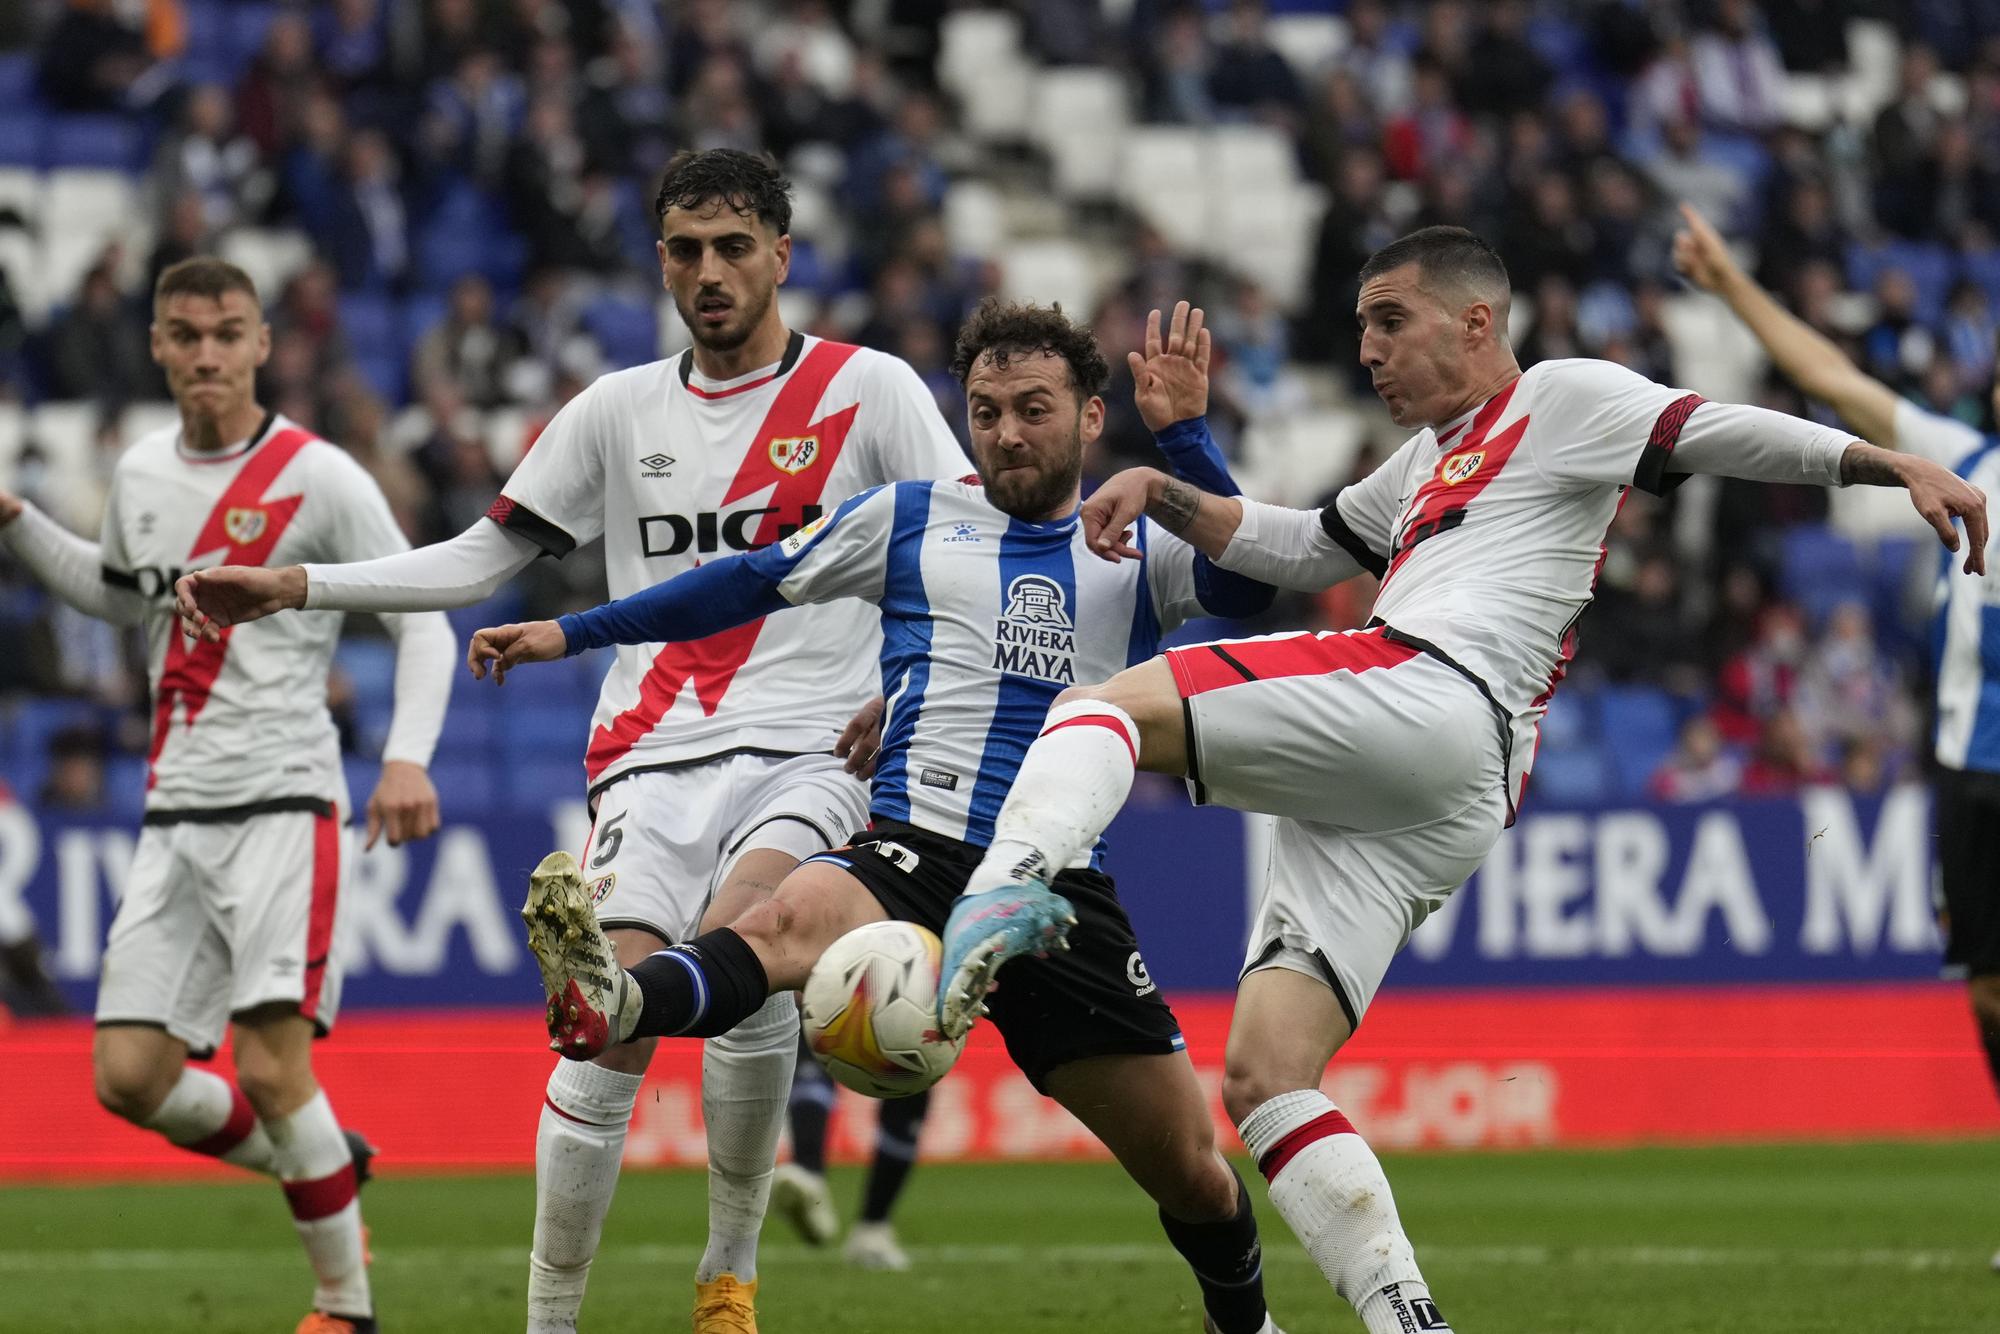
153, 256, 259, 311
950, 298, 1110, 400
653, 149, 792, 235
1357, 225, 1510, 306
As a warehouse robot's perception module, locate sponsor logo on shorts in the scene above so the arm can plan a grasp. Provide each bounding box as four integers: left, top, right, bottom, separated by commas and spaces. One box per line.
993, 574, 1075, 684
586, 873, 616, 904
920, 767, 958, 790
1126, 951, 1156, 997
1440, 449, 1484, 485
871, 840, 921, 873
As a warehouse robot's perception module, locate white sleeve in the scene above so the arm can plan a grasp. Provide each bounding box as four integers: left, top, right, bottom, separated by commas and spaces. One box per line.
1141, 521, 1204, 629
301, 519, 541, 612
1891, 398, 1987, 471
486, 378, 614, 555
1663, 401, 1850, 487
854, 353, 970, 484
746, 484, 899, 606
1, 501, 146, 625
303, 449, 458, 768
1216, 496, 1375, 592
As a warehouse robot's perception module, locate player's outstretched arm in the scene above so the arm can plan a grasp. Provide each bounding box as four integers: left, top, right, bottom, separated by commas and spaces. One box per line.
467, 619, 568, 684
0, 490, 145, 625
176, 563, 306, 638
1840, 443, 1989, 574
1084, 467, 1244, 561
1673, 203, 1902, 449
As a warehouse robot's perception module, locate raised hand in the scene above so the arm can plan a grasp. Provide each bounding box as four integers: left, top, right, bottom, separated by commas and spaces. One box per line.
1129, 300, 1211, 433
466, 619, 569, 683
1671, 203, 1742, 294
176, 565, 308, 642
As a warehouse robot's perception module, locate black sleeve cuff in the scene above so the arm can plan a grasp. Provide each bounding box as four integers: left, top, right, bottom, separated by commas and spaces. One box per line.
485, 496, 576, 558
1319, 488, 1387, 578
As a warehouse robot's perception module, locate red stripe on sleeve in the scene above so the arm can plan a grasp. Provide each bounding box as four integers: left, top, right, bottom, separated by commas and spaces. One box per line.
1256, 1108, 1358, 1181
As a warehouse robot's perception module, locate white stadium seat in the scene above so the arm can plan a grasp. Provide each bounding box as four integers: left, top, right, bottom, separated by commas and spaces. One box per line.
483, 406, 532, 474
999, 238, 1098, 320
41, 169, 136, 251
0, 228, 45, 322
1030, 67, 1130, 200
218, 228, 315, 303
959, 58, 1034, 143
0, 167, 40, 230
938, 9, 1022, 102
1266, 15, 1350, 75
0, 401, 23, 488
943, 178, 1007, 260
1117, 127, 1207, 251
118, 401, 180, 448
1207, 124, 1300, 196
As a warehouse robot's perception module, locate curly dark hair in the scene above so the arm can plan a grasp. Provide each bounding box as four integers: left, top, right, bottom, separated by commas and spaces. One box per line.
949, 298, 1110, 400
653, 149, 792, 235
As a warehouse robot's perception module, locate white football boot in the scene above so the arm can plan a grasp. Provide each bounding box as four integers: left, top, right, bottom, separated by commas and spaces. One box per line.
843, 1220, 911, 1271
770, 1165, 840, 1247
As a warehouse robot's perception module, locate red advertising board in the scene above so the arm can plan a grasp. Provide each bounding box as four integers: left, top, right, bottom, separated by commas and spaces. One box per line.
3, 982, 1993, 1181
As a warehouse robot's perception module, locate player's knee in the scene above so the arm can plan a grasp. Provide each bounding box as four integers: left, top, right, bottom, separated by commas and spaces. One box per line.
232, 1049, 312, 1121
1221, 1063, 1307, 1129
1152, 1146, 1240, 1224
92, 1047, 174, 1124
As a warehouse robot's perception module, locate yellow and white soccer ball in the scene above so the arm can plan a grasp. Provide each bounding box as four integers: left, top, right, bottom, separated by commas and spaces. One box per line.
802, 920, 967, 1098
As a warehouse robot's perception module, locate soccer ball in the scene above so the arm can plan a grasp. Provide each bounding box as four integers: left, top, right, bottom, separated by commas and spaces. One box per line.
801, 920, 966, 1098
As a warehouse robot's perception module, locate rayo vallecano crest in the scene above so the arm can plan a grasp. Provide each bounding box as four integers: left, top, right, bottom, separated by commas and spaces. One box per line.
1440, 449, 1485, 485
769, 436, 820, 474
223, 507, 267, 543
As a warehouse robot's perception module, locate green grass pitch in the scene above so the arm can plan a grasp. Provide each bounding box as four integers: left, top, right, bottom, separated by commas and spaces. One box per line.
3, 1142, 1997, 1332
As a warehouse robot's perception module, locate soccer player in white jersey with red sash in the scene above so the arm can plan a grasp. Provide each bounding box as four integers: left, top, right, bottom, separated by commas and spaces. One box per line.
176, 150, 969, 1334
933, 227, 1990, 1334
0, 258, 458, 1334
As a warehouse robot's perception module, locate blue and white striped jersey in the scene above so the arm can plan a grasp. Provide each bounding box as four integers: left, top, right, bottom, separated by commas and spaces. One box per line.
746, 479, 1236, 860
1892, 400, 2000, 774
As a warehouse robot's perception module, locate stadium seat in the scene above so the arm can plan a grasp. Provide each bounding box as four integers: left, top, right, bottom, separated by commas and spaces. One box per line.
43, 115, 145, 171
0, 402, 24, 487
180, 0, 228, 63
1265, 14, 1349, 73
938, 9, 1022, 102
1845, 241, 1955, 324
942, 178, 1007, 260
1030, 67, 1130, 201
117, 401, 179, 447
998, 238, 1097, 321
1117, 128, 1208, 252
1597, 685, 1681, 797
0, 53, 35, 110
27, 401, 99, 481
1778, 524, 1865, 623
581, 294, 660, 369
353, 352, 406, 404
0, 167, 39, 229
1208, 125, 1300, 197
1206, 182, 1325, 311
0, 108, 41, 167
218, 228, 315, 302
337, 293, 398, 355
227, 3, 282, 67
482, 406, 531, 474
0, 229, 43, 323
1525, 747, 1609, 805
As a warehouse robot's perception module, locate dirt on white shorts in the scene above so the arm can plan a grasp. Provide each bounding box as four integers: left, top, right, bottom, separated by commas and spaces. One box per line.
95, 799, 350, 1056
1165, 626, 1511, 1030
582, 752, 870, 942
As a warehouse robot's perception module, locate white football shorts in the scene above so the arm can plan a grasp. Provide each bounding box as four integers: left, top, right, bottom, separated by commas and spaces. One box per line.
1165, 627, 1510, 1029
96, 801, 351, 1056
582, 751, 870, 942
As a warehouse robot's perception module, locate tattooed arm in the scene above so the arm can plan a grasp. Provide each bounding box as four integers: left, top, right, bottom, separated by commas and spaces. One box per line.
1083, 468, 1245, 560
1840, 442, 1990, 573
1082, 468, 1373, 592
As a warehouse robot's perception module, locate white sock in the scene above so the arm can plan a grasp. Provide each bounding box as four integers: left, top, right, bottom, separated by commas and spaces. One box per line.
1237, 1089, 1450, 1334
697, 990, 798, 1283
267, 1089, 370, 1320
142, 1067, 275, 1173
528, 1059, 644, 1334
974, 700, 1139, 888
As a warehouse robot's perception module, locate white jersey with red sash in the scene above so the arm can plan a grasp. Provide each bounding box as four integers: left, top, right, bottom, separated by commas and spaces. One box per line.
487, 332, 968, 797
102, 412, 415, 812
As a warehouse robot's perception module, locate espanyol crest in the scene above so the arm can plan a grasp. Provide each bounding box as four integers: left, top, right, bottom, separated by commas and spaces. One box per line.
769, 436, 820, 474
1440, 449, 1485, 485
1003, 574, 1072, 628
223, 507, 267, 543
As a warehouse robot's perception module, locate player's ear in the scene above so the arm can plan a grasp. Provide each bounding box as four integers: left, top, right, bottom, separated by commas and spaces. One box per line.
1078, 393, 1105, 445
1462, 299, 1494, 345
254, 320, 273, 368
772, 231, 792, 287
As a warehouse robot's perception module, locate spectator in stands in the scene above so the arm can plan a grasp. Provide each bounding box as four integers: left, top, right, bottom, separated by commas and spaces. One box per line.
268, 259, 352, 392
1871, 42, 1943, 193
1584, 551, 1703, 692
146, 191, 210, 300
1517, 274, 1585, 367
1797, 600, 1919, 764
1207, 0, 1304, 121
38, 724, 106, 811
422, 47, 526, 188
152, 83, 263, 232
314, 0, 390, 92
1458, 0, 1551, 120
578, 16, 674, 177
36, 0, 155, 113
1334, 0, 1413, 118
668, 0, 754, 97
413, 274, 528, 409
1140, 3, 1214, 125
235, 10, 319, 158
1741, 708, 1833, 794
1649, 715, 1743, 803
1859, 266, 1929, 392
1756, 176, 1847, 297
1381, 57, 1473, 181
1689, 0, 1789, 133
754, 0, 858, 99
47, 255, 153, 409
1642, 117, 1748, 233
681, 50, 763, 153
1714, 603, 1811, 746
323, 128, 411, 291
409, 379, 502, 543
1943, 280, 1999, 395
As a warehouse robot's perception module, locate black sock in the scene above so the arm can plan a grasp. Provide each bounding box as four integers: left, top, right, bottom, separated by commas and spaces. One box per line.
861, 1086, 930, 1222
627, 928, 769, 1039
1158, 1165, 1267, 1334
790, 1032, 834, 1175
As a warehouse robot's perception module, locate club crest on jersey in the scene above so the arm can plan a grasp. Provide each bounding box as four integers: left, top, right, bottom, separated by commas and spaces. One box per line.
223, 507, 267, 544
1440, 449, 1485, 485
993, 574, 1076, 684
769, 435, 820, 474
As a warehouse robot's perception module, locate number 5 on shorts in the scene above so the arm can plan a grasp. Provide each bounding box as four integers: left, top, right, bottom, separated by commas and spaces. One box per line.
590, 812, 626, 869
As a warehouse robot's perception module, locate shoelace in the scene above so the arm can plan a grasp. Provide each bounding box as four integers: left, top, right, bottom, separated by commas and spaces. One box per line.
691, 1294, 757, 1334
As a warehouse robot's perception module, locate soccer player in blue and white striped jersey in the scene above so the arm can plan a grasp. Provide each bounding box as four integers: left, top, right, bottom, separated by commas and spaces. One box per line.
1678, 206, 2000, 1266
477, 300, 1289, 1334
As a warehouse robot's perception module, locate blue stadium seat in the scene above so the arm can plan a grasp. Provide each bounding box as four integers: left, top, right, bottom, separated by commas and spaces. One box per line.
0, 109, 39, 166
1537, 688, 1595, 750
1526, 747, 1609, 805
228, 3, 282, 67
335, 638, 399, 706
181, 0, 228, 62
1778, 524, 1864, 624
1596, 685, 1680, 798
43, 115, 144, 171
582, 295, 658, 369
337, 292, 396, 350
0, 53, 36, 109
400, 290, 449, 355
354, 353, 405, 404
1961, 249, 2000, 307
1846, 241, 1956, 324
1526, 18, 1590, 76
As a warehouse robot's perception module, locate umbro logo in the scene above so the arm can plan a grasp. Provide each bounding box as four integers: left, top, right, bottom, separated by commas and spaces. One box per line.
639, 453, 675, 477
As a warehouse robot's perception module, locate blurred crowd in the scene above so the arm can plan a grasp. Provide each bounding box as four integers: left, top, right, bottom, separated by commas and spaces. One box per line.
5, 0, 1998, 807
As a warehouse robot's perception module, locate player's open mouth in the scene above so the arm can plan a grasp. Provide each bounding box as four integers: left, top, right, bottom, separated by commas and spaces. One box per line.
696, 298, 732, 322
